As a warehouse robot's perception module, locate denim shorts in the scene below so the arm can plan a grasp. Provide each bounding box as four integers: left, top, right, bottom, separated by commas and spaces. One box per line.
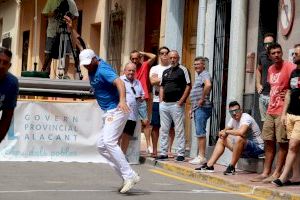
241, 140, 264, 158
138, 100, 148, 121
194, 107, 212, 137
151, 102, 160, 127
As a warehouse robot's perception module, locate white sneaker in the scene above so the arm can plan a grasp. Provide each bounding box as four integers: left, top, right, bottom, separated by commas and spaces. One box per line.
189, 156, 207, 165
119, 174, 141, 193
147, 146, 153, 154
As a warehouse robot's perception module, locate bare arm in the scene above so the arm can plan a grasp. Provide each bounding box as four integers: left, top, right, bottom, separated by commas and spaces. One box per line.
113, 78, 130, 113
178, 85, 191, 106
140, 51, 157, 66
256, 65, 263, 93
64, 16, 85, 50
150, 73, 160, 85
224, 124, 249, 138
159, 86, 164, 102
0, 109, 14, 143
281, 89, 291, 125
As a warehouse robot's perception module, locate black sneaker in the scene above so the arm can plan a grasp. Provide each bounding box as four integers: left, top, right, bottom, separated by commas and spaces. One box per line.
223, 164, 236, 175
156, 155, 168, 160
175, 156, 185, 162
194, 163, 214, 172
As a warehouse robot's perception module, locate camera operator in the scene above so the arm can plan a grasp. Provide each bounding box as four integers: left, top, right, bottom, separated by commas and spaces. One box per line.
41, 0, 79, 79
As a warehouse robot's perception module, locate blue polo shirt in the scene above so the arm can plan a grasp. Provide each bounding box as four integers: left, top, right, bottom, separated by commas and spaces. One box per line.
89, 59, 119, 111
0, 73, 19, 111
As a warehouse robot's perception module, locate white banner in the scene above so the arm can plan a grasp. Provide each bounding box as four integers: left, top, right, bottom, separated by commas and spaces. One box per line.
0, 101, 140, 163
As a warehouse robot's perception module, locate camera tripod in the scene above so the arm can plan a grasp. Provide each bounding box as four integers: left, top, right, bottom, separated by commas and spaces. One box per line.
57, 23, 82, 80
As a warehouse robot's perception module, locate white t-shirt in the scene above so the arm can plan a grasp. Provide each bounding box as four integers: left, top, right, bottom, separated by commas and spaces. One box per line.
227, 113, 264, 149
149, 64, 171, 102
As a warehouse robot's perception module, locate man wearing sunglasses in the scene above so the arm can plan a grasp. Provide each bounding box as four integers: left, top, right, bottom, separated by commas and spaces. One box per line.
0, 47, 19, 144
195, 101, 264, 175
251, 43, 295, 183
256, 33, 275, 122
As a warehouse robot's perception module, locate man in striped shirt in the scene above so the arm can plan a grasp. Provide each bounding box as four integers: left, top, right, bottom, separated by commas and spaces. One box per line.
189, 57, 212, 165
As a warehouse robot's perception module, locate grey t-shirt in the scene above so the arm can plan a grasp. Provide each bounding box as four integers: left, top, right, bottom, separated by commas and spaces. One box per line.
258, 51, 273, 95
190, 70, 212, 109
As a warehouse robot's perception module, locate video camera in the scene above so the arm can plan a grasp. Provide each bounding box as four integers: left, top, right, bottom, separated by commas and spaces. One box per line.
54, 0, 75, 23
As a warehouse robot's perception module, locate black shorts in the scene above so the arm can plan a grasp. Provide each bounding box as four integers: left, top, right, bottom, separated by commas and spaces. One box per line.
123, 120, 137, 136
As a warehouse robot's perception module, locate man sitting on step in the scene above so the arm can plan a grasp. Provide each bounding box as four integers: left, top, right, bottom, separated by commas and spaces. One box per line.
194, 101, 264, 175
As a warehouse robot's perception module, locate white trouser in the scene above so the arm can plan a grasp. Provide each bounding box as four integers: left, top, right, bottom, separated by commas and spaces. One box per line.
159, 102, 186, 156
97, 108, 135, 180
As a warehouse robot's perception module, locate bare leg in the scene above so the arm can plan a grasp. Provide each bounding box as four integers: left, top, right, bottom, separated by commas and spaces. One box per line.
207, 137, 232, 167
120, 134, 130, 154
279, 139, 300, 182
271, 142, 288, 178
142, 119, 152, 152
151, 126, 159, 157
230, 136, 246, 166
198, 137, 206, 158
262, 140, 276, 176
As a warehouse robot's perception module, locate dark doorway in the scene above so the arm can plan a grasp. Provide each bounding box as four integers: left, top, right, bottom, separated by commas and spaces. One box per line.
254, 0, 279, 127
144, 0, 162, 61
22, 30, 30, 71
210, 0, 231, 145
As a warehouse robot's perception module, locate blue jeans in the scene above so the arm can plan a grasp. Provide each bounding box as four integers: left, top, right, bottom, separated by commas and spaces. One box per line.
194, 107, 212, 138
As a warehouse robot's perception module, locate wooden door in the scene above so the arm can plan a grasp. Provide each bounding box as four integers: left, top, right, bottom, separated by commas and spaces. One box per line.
182, 0, 199, 150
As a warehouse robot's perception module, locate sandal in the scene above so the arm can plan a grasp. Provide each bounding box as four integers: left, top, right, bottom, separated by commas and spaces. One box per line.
250, 175, 268, 182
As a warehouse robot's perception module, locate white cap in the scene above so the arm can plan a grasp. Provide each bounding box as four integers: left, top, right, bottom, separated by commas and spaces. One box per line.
79, 49, 96, 66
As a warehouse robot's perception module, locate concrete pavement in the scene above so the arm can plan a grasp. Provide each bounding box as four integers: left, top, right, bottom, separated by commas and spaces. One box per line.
140, 135, 300, 200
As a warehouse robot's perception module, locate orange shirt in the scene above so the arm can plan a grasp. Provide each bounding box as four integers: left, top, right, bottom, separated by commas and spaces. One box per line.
267, 61, 296, 115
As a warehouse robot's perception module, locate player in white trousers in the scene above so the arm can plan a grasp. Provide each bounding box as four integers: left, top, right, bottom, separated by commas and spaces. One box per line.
79, 49, 140, 193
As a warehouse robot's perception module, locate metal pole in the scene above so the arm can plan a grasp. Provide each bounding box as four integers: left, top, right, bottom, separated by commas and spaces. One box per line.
33, 0, 38, 71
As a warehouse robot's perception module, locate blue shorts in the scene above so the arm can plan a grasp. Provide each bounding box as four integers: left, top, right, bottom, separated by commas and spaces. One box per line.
151, 102, 160, 127
241, 141, 264, 158
151, 102, 174, 128
138, 101, 148, 121
194, 107, 212, 137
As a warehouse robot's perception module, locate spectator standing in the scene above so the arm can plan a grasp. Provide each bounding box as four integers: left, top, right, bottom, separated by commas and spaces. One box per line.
130, 50, 156, 154
79, 49, 140, 193
189, 57, 212, 165
119, 63, 145, 153
0, 47, 19, 143
149, 46, 174, 158
256, 33, 275, 122
195, 101, 264, 175
156, 50, 191, 162
41, 0, 79, 78
272, 44, 300, 186
251, 43, 296, 183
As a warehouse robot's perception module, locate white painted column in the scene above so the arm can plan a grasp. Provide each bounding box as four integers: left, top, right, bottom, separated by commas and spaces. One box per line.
99, 0, 109, 60
12, 0, 22, 75
190, 0, 217, 158
226, 0, 248, 120
196, 0, 207, 57
164, 0, 185, 57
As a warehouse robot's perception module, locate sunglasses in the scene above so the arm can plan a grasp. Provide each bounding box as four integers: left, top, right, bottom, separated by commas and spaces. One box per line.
159, 52, 168, 56
229, 109, 241, 115
131, 86, 136, 95
264, 42, 273, 47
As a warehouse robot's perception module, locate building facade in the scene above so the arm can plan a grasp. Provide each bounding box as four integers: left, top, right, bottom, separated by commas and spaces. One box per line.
0, 0, 299, 163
